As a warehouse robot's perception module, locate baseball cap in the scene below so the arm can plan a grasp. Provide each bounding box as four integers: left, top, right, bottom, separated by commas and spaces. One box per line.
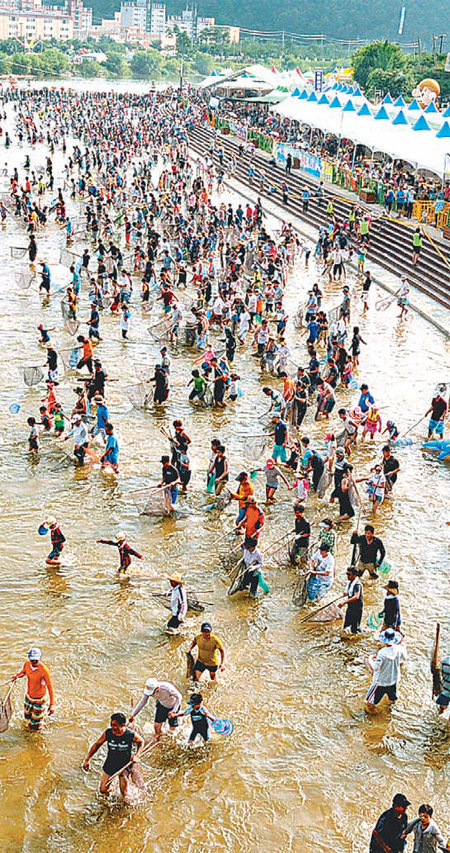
393, 793, 411, 808
143, 678, 158, 695
201, 622, 212, 632
28, 647, 42, 661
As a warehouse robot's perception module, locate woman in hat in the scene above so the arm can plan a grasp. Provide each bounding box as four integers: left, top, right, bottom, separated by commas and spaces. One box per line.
12, 647, 55, 730
165, 573, 187, 633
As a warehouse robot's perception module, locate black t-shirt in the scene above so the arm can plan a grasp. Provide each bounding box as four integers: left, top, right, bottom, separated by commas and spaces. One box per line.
295, 516, 311, 547
431, 396, 447, 420
369, 807, 407, 853
103, 727, 134, 775
383, 455, 399, 483
162, 463, 179, 485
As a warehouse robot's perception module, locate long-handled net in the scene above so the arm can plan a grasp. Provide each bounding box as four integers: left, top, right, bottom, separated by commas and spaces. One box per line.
126, 383, 151, 410
293, 304, 304, 329
15, 271, 35, 290
292, 571, 311, 607
60, 299, 71, 320
316, 467, 333, 499
0, 683, 14, 733
10, 246, 28, 259
147, 317, 172, 343
244, 435, 267, 462
59, 247, 79, 267
64, 319, 80, 336
130, 488, 168, 516
24, 366, 44, 386
59, 347, 79, 371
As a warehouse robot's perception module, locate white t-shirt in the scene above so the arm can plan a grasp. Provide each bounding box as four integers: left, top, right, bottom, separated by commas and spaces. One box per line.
311, 549, 335, 577
144, 680, 182, 709
371, 644, 407, 687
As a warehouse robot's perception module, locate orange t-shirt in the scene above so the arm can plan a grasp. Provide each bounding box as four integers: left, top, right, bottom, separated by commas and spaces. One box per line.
17, 661, 55, 704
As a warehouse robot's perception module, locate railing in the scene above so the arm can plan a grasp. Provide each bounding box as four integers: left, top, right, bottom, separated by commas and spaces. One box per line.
206, 117, 450, 231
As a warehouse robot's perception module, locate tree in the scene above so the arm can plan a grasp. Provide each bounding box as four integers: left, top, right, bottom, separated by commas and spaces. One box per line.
352, 40, 406, 89
77, 59, 104, 78
130, 49, 162, 79
104, 50, 131, 78
365, 66, 415, 98
40, 48, 70, 76
192, 51, 214, 76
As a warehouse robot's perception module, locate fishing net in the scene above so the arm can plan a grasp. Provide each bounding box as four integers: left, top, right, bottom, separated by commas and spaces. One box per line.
293, 304, 304, 329
268, 533, 296, 568
292, 571, 311, 607
59, 347, 79, 370
24, 366, 44, 386
203, 385, 214, 408
65, 319, 80, 336
126, 383, 151, 410
183, 323, 197, 347
214, 489, 233, 511
60, 300, 70, 320
245, 435, 266, 461
15, 271, 34, 290
129, 488, 166, 516
0, 688, 12, 733
227, 561, 247, 596
327, 304, 341, 325
10, 246, 28, 259
142, 490, 169, 516
59, 247, 78, 267
310, 602, 343, 622
316, 468, 333, 499
147, 317, 172, 342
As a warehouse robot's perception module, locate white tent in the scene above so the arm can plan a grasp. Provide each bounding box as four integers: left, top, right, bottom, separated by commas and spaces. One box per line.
271, 91, 450, 177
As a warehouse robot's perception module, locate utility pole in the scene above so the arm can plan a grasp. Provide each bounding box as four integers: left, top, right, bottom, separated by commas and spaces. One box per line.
432, 33, 437, 63
438, 33, 447, 54
282, 29, 285, 49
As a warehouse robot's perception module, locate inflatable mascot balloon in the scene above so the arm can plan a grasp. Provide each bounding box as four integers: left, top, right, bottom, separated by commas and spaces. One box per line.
412, 78, 440, 108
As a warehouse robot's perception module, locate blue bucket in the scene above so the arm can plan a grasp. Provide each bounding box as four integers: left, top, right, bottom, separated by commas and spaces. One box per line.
38, 524, 48, 535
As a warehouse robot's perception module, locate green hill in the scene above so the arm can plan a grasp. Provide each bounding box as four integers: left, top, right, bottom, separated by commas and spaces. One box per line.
89, 0, 449, 44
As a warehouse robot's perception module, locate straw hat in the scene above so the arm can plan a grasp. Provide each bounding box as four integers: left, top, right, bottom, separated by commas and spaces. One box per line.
167, 572, 184, 584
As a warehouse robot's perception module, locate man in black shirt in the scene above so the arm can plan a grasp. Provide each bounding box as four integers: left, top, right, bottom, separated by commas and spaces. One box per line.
382, 445, 400, 492
83, 712, 144, 799
369, 792, 410, 852
159, 455, 181, 514
351, 524, 386, 579
293, 504, 310, 566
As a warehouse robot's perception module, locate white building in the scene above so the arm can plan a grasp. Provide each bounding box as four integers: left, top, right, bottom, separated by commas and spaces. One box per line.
149, 2, 165, 35
120, 0, 146, 30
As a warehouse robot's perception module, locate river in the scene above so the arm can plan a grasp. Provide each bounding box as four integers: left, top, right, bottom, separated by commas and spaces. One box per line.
0, 81, 449, 853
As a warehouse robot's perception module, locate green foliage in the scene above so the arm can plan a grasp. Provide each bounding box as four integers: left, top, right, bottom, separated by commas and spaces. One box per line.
352, 40, 406, 89
103, 51, 131, 78
192, 51, 214, 76
77, 59, 105, 78
130, 49, 163, 78
365, 67, 415, 98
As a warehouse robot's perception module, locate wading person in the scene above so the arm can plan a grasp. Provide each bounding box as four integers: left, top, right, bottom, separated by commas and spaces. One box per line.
12, 647, 55, 730
369, 793, 410, 853
338, 566, 364, 634
188, 622, 225, 683
129, 677, 182, 739
82, 712, 145, 799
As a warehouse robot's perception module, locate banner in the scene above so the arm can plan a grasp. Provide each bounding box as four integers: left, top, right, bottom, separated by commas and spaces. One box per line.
275, 143, 321, 178
228, 120, 248, 141
320, 159, 334, 182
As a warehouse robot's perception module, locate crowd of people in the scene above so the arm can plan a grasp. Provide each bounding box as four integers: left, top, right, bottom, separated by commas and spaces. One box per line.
0, 83, 448, 845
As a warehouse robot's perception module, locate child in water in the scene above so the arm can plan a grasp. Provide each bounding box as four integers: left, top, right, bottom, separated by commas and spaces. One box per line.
169, 693, 215, 745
